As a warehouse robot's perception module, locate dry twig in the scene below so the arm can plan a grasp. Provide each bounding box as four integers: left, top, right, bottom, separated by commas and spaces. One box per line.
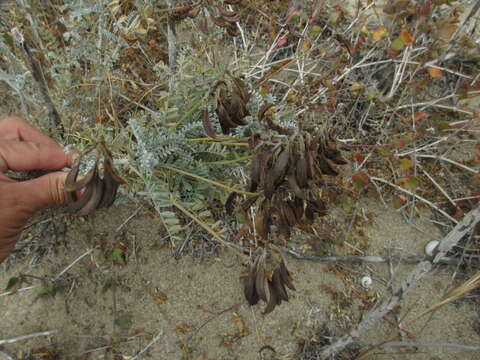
318, 204, 480, 359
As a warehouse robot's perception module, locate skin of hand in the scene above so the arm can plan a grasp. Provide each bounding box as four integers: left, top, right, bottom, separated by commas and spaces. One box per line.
0, 116, 75, 263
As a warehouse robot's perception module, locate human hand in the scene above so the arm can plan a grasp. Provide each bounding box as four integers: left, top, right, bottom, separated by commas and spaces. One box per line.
0, 116, 74, 263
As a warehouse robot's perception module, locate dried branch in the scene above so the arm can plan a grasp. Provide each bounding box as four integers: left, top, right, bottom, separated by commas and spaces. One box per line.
318, 204, 480, 359
0, 330, 58, 346
276, 246, 463, 266
131, 330, 164, 360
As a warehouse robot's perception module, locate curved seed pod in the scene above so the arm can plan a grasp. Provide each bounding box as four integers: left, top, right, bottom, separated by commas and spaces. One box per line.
67, 179, 95, 214
279, 260, 296, 291
324, 148, 347, 164
202, 108, 217, 138
64, 160, 98, 192
317, 154, 338, 176
98, 157, 125, 208
217, 100, 238, 129
259, 152, 273, 196
255, 206, 271, 240
248, 156, 261, 192
271, 144, 290, 186
199, 16, 209, 35
244, 264, 259, 305
67, 164, 103, 215
225, 192, 238, 216
228, 107, 248, 127
65, 161, 81, 202
263, 282, 279, 314
287, 174, 306, 199
263, 168, 275, 200
281, 201, 297, 227
76, 170, 105, 216
255, 206, 265, 239
255, 265, 267, 302
292, 197, 304, 221
305, 203, 315, 224
229, 92, 249, 122
231, 76, 250, 103
240, 195, 258, 212
226, 24, 239, 36
295, 155, 309, 188
272, 267, 289, 301
309, 199, 328, 216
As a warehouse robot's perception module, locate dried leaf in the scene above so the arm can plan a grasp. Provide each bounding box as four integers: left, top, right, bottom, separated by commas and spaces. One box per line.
427, 66, 443, 78
352, 172, 369, 189
399, 158, 414, 170
399, 176, 419, 190
400, 28, 413, 45
232, 312, 249, 336
372, 26, 387, 41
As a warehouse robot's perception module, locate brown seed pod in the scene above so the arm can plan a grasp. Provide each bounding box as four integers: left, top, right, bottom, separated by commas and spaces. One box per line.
255, 262, 268, 302
98, 156, 126, 208
272, 267, 289, 301
240, 195, 259, 212
224, 192, 238, 216
280, 201, 297, 227
248, 156, 261, 193
271, 144, 290, 186
226, 23, 239, 36
263, 281, 279, 314
199, 17, 209, 35
243, 253, 295, 314
324, 147, 348, 165
202, 108, 217, 138
295, 155, 309, 188
317, 154, 338, 176
287, 174, 306, 200
65, 160, 80, 202
244, 262, 259, 305
65, 144, 125, 216
279, 260, 295, 291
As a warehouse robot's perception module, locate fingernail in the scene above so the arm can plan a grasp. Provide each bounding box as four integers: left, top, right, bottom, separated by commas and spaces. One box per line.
65, 149, 80, 166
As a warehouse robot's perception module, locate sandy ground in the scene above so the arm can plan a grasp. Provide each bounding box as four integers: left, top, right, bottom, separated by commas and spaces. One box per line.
1, 1, 480, 359
1, 199, 479, 360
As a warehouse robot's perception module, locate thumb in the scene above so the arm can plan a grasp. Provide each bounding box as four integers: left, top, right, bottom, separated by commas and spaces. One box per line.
15, 171, 70, 213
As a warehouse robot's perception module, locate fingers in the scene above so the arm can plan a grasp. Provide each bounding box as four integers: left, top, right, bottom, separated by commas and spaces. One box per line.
0, 116, 60, 147
14, 171, 70, 213
0, 140, 69, 173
